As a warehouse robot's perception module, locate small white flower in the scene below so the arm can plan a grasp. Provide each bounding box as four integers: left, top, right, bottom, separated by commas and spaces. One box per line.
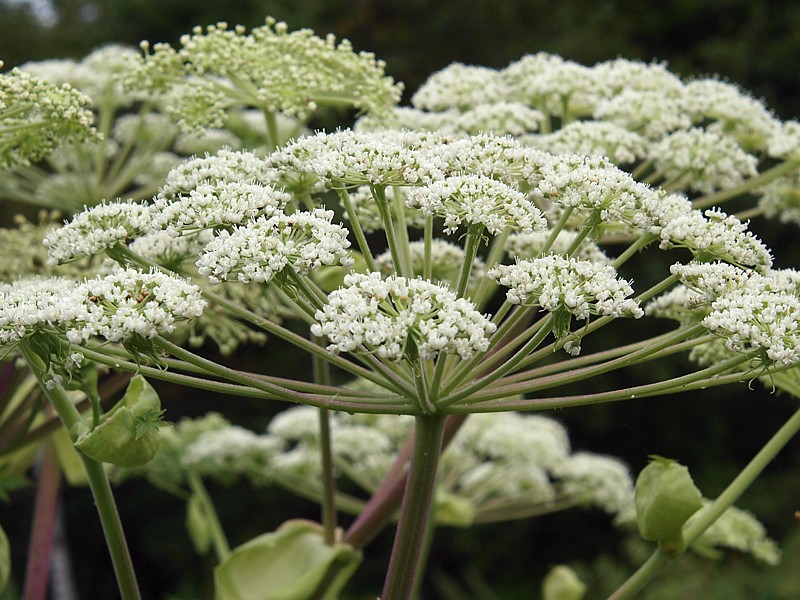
196, 209, 353, 284
311, 272, 496, 361
489, 255, 643, 352
152, 180, 291, 237
411, 63, 506, 111
648, 127, 759, 194
43, 201, 154, 265
405, 174, 547, 235
506, 229, 610, 263
526, 121, 648, 165
658, 208, 773, 272
593, 88, 692, 139
553, 452, 634, 516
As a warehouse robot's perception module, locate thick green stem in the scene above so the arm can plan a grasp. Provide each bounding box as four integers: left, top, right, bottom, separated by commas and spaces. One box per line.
381, 414, 446, 600
609, 404, 800, 600
21, 349, 141, 600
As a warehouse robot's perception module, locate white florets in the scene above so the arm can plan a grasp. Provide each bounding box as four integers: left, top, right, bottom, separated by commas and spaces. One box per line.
43, 201, 154, 265
658, 208, 773, 271
151, 180, 291, 237
648, 128, 759, 194
405, 174, 547, 235
311, 272, 496, 361
196, 209, 353, 284
488, 255, 643, 352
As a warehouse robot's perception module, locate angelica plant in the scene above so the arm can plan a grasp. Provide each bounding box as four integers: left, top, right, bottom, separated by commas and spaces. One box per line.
3, 23, 800, 600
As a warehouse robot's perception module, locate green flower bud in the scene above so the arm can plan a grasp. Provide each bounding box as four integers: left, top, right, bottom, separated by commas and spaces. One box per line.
542, 565, 587, 600
635, 456, 703, 553
214, 520, 362, 600
75, 375, 164, 467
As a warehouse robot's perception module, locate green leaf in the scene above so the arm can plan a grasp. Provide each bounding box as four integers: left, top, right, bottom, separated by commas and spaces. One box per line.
214, 520, 362, 600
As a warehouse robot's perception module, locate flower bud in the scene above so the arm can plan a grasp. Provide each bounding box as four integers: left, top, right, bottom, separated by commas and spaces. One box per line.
635, 456, 703, 553
542, 565, 587, 600
75, 375, 163, 467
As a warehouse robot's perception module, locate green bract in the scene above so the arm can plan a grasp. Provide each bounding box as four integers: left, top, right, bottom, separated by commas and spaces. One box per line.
214, 520, 362, 600
635, 456, 703, 552
542, 565, 587, 600
75, 375, 163, 467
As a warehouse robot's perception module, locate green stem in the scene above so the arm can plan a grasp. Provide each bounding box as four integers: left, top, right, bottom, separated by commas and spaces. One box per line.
609, 404, 800, 600
186, 472, 231, 562
21, 347, 141, 600
263, 109, 281, 149
336, 188, 378, 272
381, 414, 446, 600
313, 335, 338, 545
456, 227, 481, 298
372, 184, 407, 278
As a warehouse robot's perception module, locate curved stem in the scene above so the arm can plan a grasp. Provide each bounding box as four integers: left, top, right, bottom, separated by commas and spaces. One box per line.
186, 471, 231, 563
692, 158, 800, 210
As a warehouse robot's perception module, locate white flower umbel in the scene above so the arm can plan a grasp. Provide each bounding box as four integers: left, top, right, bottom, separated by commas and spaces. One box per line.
151, 180, 291, 237
411, 63, 505, 111
670, 261, 757, 307
648, 128, 759, 194
44, 201, 154, 265
405, 174, 547, 235
265, 129, 446, 190
78, 268, 206, 342
159, 149, 278, 200
552, 452, 634, 516
703, 287, 800, 366
0, 277, 96, 346
685, 79, 781, 153
658, 208, 773, 272
489, 255, 643, 353
593, 89, 692, 140
311, 272, 496, 361
1, 65, 96, 169
196, 209, 353, 284
757, 175, 800, 227
527, 121, 648, 165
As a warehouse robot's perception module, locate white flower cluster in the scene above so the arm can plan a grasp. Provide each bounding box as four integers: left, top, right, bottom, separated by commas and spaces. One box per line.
361, 103, 545, 137
757, 175, 800, 227
551, 452, 634, 516
43, 201, 154, 265
0, 268, 205, 346
593, 89, 692, 140
405, 174, 547, 235
411, 63, 506, 111
374, 240, 487, 292
265, 129, 445, 190
658, 208, 773, 272
685, 79, 781, 153
488, 255, 643, 352
158, 149, 277, 200
196, 209, 353, 284
133, 19, 402, 129
527, 121, 648, 165
688, 501, 781, 566
264, 403, 635, 523
311, 272, 496, 361
648, 128, 759, 194
22, 45, 145, 107
1, 65, 96, 169
151, 180, 291, 237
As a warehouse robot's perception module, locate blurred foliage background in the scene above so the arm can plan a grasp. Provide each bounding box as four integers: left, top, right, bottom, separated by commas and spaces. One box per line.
1, 0, 800, 598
